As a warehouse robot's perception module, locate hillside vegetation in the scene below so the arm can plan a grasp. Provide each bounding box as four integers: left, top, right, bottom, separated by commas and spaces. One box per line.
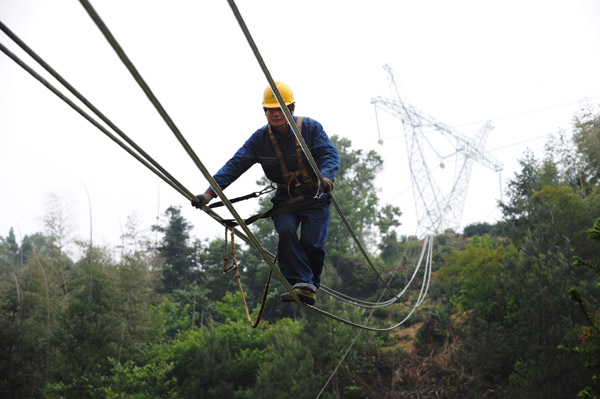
1, 106, 599, 398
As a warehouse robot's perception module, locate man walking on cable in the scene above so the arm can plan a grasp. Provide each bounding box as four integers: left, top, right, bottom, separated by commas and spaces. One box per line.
192, 82, 339, 305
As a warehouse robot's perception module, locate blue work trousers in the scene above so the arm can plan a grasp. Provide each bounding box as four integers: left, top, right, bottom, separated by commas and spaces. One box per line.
272, 199, 331, 292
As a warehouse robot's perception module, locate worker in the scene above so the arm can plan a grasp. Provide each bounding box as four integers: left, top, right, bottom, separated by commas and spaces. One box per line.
192, 82, 339, 305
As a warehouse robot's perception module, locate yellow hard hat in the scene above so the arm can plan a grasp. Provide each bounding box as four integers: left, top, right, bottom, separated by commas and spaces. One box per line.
262, 82, 295, 108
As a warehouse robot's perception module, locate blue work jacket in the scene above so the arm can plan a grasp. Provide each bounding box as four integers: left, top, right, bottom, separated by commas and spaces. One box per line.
208, 116, 339, 203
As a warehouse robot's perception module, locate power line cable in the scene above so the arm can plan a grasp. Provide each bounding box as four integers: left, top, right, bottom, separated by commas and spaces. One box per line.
449, 97, 600, 130
487, 132, 553, 152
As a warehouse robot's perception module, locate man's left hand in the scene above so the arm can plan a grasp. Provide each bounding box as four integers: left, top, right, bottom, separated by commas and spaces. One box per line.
191, 192, 213, 209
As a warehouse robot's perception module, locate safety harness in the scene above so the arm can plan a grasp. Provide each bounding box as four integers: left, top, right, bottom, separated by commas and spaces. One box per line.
209, 116, 321, 220
268, 116, 318, 197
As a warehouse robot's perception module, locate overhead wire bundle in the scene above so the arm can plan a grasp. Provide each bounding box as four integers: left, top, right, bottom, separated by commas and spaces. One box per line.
0, 0, 433, 332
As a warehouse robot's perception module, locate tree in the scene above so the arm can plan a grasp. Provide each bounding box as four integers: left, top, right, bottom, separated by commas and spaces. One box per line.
326, 135, 394, 257
0, 229, 28, 398
170, 296, 268, 399
247, 319, 317, 399
153, 206, 200, 293
441, 105, 600, 397
462, 222, 493, 237
562, 218, 600, 399
572, 104, 600, 187
112, 217, 163, 362
102, 354, 178, 399
376, 204, 403, 265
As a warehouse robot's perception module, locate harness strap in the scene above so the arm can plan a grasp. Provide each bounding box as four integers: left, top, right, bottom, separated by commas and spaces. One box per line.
268, 124, 291, 177
208, 184, 276, 209
293, 117, 311, 183
221, 196, 317, 227
268, 117, 314, 193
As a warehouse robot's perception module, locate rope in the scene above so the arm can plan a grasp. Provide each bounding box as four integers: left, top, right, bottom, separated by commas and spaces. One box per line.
228, 226, 273, 328
236, 267, 273, 329
223, 227, 236, 274
330, 199, 386, 285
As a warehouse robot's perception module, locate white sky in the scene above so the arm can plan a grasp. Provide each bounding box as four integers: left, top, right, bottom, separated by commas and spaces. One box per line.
1, 0, 600, 252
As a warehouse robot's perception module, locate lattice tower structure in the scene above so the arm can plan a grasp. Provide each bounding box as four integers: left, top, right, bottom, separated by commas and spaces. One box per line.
371, 64, 503, 236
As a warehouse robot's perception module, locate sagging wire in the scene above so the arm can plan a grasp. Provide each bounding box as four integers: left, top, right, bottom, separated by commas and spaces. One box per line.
320, 232, 432, 308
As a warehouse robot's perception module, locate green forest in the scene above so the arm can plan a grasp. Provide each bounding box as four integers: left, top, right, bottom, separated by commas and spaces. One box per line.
1, 105, 600, 399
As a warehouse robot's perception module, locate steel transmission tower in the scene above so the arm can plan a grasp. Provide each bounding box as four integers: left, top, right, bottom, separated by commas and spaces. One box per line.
371, 64, 503, 236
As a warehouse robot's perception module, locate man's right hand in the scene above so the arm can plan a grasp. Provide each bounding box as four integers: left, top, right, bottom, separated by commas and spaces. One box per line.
318, 177, 334, 194
191, 192, 213, 209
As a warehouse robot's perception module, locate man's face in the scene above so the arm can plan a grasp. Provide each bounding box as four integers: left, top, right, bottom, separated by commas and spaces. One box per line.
265, 107, 289, 127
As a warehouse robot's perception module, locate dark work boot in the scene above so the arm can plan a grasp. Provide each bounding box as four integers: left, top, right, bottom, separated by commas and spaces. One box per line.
280, 287, 317, 305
